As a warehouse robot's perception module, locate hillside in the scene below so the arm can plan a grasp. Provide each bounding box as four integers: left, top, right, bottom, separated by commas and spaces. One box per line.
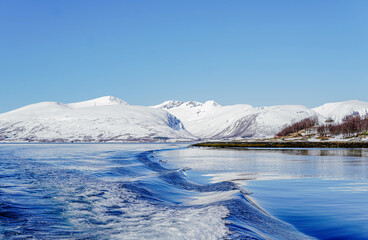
313, 100, 368, 123
0, 96, 194, 142
1, 97, 368, 142
153, 101, 322, 139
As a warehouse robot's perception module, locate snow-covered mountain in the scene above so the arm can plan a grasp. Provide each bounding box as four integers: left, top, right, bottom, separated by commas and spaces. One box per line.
153, 101, 322, 139
313, 100, 368, 123
1, 97, 367, 142
0, 96, 194, 142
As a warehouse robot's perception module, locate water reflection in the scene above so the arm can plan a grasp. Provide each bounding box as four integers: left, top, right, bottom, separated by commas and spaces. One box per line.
162, 148, 368, 182
225, 147, 368, 158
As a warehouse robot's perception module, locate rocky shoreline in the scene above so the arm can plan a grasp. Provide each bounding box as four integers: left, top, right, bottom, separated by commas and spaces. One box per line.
192, 141, 368, 148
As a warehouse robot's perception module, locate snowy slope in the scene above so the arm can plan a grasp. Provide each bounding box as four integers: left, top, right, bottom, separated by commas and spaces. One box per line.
154, 101, 322, 139
2, 97, 367, 142
313, 100, 368, 123
0, 96, 194, 142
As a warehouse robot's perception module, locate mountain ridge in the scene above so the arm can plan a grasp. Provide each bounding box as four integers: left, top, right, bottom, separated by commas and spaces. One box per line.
312, 100, 368, 123
0, 97, 368, 142
0, 96, 194, 143
153, 101, 323, 139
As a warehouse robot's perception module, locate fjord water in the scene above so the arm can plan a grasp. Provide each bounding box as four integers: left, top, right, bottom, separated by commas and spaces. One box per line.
0, 144, 367, 239
0, 144, 230, 239
162, 147, 368, 240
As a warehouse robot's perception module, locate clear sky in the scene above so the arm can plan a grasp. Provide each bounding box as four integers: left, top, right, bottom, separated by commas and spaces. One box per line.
0, 0, 367, 113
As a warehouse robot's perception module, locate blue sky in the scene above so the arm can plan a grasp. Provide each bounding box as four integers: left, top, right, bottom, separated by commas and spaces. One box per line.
0, 0, 367, 112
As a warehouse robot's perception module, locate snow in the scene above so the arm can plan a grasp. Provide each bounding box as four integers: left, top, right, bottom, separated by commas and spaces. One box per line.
67, 96, 128, 108
154, 101, 323, 139
313, 100, 368, 123
0, 96, 194, 142
1, 97, 368, 142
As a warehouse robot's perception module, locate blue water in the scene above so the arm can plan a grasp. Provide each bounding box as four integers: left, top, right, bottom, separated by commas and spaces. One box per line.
162, 148, 368, 240
1, 144, 367, 239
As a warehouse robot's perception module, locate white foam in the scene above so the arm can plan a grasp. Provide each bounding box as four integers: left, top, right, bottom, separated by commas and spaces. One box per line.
9, 144, 230, 239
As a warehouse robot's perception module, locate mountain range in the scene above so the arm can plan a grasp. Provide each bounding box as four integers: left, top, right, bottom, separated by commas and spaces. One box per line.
0, 96, 367, 142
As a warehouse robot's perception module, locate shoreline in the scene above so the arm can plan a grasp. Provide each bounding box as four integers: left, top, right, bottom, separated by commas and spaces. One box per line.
192, 141, 368, 148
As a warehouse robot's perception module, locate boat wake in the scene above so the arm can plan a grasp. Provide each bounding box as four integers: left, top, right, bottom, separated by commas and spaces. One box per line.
0, 145, 314, 239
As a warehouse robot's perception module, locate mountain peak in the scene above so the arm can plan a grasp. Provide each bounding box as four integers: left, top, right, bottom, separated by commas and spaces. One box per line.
68, 96, 128, 108
204, 100, 220, 107
184, 101, 203, 108
154, 100, 221, 110
153, 100, 185, 109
